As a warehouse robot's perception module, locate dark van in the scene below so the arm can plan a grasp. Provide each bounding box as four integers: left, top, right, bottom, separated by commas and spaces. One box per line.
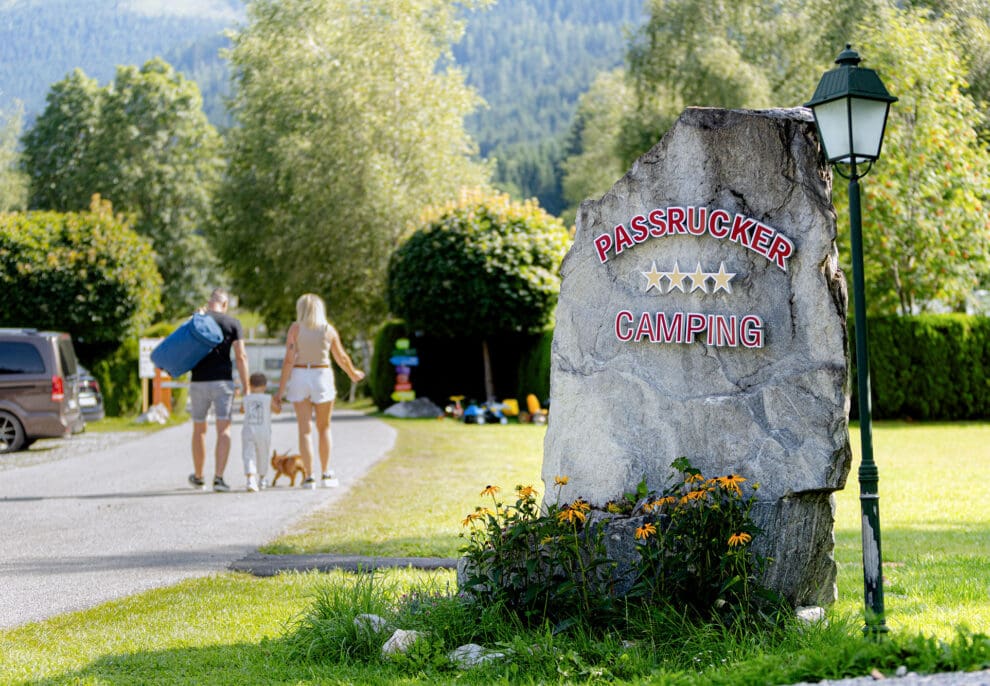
0, 329, 85, 453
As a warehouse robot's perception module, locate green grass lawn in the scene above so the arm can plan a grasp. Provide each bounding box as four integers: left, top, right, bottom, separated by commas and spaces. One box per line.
1, 419, 987, 685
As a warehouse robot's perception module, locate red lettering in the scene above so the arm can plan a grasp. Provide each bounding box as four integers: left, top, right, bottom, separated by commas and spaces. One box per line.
615, 310, 634, 341
614, 224, 634, 254
686, 206, 707, 235
710, 315, 737, 347
635, 312, 657, 342
729, 215, 755, 248
685, 313, 707, 342
594, 233, 612, 263
741, 316, 764, 348
657, 312, 683, 343
667, 206, 687, 234
630, 215, 650, 243
751, 222, 774, 256
647, 208, 666, 236
767, 234, 794, 271
708, 209, 730, 238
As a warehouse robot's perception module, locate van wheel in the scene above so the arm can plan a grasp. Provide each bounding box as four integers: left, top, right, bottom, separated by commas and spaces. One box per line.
0, 411, 26, 453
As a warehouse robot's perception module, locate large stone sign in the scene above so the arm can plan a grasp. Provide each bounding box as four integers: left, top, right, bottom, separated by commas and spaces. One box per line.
542, 107, 852, 606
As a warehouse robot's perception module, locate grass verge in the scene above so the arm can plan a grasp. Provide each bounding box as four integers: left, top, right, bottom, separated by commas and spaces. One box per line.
1, 419, 987, 684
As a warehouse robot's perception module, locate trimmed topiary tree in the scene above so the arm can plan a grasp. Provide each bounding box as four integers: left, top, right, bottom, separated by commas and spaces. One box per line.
0, 196, 162, 346
387, 190, 570, 401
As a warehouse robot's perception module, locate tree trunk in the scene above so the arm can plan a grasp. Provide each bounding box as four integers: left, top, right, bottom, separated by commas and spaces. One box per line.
482, 338, 495, 403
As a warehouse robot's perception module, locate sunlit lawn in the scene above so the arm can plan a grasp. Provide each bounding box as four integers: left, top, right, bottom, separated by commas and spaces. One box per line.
1, 418, 987, 685
833, 421, 990, 637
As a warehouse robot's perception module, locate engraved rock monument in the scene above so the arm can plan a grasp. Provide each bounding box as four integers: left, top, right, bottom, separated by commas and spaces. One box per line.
542, 107, 851, 606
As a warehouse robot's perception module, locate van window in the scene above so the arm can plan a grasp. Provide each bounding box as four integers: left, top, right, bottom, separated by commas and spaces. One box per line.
57, 336, 78, 377
0, 342, 46, 374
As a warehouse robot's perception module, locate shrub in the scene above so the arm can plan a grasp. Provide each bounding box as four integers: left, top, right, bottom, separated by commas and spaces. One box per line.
459, 481, 617, 629
0, 198, 161, 345
852, 314, 990, 420
628, 457, 775, 620
459, 459, 778, 632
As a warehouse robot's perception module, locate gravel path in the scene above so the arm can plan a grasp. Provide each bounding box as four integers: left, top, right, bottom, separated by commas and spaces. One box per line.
0, 409, 395, 628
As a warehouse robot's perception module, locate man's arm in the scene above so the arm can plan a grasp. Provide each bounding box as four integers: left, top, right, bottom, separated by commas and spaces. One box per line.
233, 339, 250, 394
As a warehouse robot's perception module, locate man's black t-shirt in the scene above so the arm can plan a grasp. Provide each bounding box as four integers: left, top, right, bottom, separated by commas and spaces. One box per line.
190, 311, 244, 382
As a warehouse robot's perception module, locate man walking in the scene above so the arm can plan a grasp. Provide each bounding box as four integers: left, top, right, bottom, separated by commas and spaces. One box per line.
188, 288, 250, 492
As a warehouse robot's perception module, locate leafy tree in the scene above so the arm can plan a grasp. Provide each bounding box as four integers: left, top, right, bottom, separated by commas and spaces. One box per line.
560, 69, 635, 224
0, 196, 162, 345
840, 6, 990, 314
213, 0, 489, 334
0, 103, 27, 212
619, 0, 881, 168
387, 190, 570, 401
21, 60, 224, 318
20, 70, 103, 212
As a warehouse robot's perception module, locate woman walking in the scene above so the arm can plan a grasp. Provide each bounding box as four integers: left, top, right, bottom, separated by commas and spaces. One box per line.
273, 293, 365, 488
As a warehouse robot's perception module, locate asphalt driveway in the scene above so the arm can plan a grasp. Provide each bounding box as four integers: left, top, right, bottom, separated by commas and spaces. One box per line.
0, 409, 395, 629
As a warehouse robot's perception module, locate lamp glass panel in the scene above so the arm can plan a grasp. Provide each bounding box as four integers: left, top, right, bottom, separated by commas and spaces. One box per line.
812, 98, 851, 162
850, 97, 889, 162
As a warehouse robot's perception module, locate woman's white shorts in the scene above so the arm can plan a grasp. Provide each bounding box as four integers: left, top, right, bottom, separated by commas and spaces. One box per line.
285, 367, 336, 404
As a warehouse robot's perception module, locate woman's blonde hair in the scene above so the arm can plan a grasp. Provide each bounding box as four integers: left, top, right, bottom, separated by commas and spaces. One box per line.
296, 293, 328, 330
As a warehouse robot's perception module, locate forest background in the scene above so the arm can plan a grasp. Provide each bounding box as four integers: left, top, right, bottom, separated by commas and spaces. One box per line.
0, 0, 988, 412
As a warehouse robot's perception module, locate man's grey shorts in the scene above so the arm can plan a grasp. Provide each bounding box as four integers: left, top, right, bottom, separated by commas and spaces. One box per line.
189, 380, 235, 422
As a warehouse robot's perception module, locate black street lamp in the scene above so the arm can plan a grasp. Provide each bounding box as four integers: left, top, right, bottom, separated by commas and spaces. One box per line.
806, 45, 897, 636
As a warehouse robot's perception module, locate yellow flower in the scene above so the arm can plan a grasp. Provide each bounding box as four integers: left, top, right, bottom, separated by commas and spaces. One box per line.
516, 485, 537, 499
554, 476, 569, 486
728, 532, 752, 547
480, 485, 500, 497
717, 474, 747, 495
571, 498, 591, 512
656, 496, 676, 507
635, 523, 657, 540
461, 513, 478, 527
685, 472, 705, 484
642, 500, 656, 513
557, 507, 587, 525
541, 535, 555, 545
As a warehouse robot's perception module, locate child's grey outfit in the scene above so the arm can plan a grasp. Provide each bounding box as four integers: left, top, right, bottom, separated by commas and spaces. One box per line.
241, 392, 271, 477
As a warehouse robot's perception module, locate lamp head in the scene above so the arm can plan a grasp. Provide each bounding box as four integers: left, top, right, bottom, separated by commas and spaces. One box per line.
806, 45, 897, 167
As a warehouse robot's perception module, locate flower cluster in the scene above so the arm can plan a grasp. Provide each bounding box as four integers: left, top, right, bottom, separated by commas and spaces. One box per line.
629, 457, 768, 618
459, 478, 615, 627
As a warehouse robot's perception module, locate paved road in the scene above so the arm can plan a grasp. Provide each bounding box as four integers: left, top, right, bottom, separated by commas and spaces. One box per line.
0, 409, 395, 629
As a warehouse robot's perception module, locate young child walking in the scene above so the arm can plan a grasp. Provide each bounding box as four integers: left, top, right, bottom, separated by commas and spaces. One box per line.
242, 372, 275, 492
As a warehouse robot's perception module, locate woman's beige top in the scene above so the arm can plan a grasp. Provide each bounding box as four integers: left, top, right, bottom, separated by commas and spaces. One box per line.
294, 323, 332, 366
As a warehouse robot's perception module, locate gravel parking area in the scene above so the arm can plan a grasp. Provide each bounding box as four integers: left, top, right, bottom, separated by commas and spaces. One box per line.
0, 429, 146, 471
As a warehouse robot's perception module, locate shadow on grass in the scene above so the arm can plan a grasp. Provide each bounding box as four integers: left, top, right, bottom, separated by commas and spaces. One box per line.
23, 640, 402, 686
261, 535, 463, 559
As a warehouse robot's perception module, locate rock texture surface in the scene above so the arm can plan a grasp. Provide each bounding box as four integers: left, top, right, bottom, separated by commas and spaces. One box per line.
542, 107, 852, 606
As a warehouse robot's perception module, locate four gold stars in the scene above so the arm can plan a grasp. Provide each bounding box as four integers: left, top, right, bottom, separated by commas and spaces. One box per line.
640, 260, 737, 295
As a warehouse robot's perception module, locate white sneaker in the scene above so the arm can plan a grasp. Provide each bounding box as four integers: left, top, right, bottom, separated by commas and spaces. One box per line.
247, 475, 259, 492
321, 471, 339, 488
259, 476, 269, 490
302, 477, 317, 490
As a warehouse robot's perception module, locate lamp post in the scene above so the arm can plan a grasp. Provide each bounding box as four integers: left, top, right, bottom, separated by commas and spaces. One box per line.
806, 45, 897, 636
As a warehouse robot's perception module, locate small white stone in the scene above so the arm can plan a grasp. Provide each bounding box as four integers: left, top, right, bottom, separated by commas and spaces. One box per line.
381, 629, 425, 657
448, 643, 507, 669
354, 613, 388, 633
795, 606, 826, 624
895, 666, 907, 677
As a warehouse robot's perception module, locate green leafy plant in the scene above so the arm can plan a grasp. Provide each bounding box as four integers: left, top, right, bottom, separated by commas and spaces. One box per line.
629, 457, 775, 619
459, 478, 617, 629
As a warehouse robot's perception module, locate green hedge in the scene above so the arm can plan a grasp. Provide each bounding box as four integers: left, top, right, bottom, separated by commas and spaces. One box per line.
852, 314, 990, 421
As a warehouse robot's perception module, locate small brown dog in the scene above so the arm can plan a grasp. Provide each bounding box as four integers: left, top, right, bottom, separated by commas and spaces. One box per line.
270, 449, 306, 486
